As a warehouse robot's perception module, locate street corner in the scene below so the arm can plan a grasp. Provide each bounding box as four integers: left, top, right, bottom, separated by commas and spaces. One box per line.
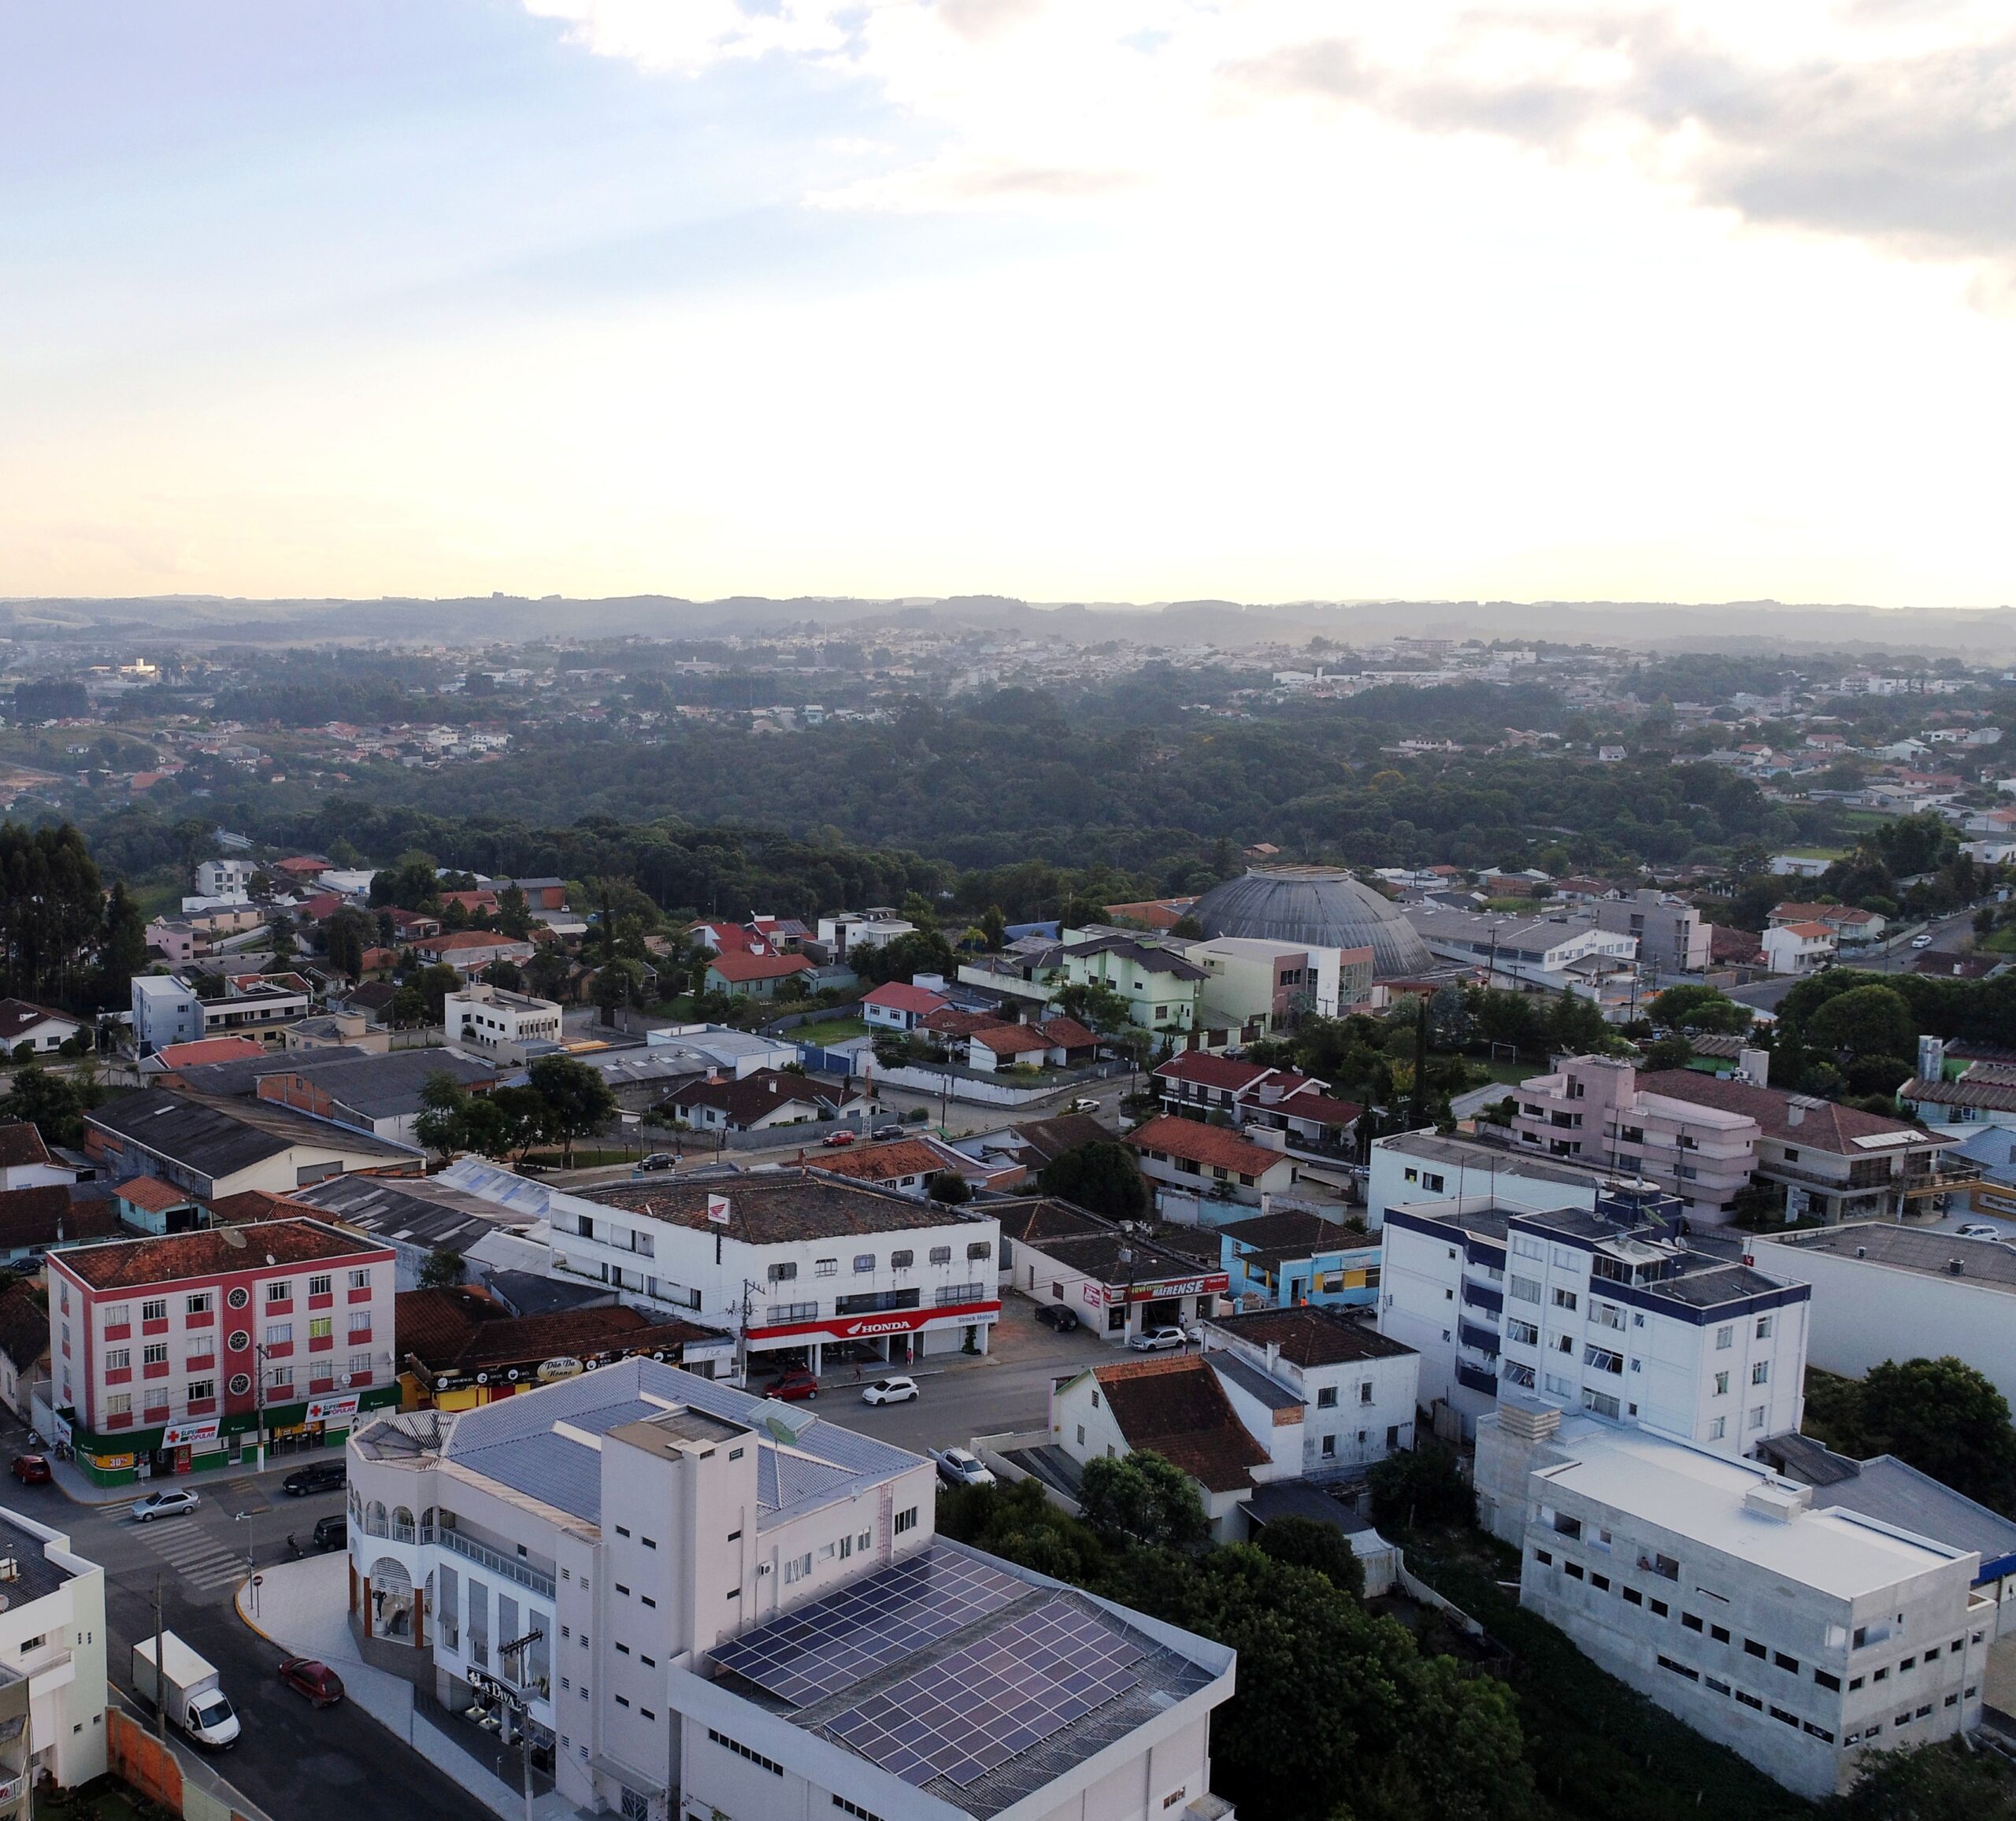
235, 1549, 353, 1656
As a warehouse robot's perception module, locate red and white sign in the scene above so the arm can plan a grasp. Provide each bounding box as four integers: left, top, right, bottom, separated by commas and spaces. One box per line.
306, 1394, 361, 1424
748, 1299, 999, 1342
706, 1194, 732, 1227
1082, 1273, 1229, 1308
162, 1419, 220, 1448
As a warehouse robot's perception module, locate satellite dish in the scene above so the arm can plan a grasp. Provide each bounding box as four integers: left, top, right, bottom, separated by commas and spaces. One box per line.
765, 1414, 798, 1445
221, 1228, 246, 1249
265, 1254, 276, 1267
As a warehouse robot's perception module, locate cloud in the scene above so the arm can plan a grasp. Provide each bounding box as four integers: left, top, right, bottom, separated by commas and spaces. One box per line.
1234, 7, 2016, 275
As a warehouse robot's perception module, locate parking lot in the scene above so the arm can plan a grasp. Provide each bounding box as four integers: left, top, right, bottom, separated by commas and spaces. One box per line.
780, 1291, 1120, 1456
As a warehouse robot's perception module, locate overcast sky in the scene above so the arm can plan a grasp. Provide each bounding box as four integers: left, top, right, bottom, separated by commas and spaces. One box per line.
5, 0, 2013, 607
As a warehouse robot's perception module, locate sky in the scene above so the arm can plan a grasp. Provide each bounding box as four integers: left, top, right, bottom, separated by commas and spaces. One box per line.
3, 0, 2014, 609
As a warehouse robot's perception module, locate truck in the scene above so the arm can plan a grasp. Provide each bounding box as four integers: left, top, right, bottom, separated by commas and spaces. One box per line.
133, 1632, 241, 1749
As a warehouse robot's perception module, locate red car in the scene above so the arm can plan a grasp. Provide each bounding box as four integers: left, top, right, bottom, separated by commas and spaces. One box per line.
821, 1130, 855, 1148
276, 1657, 345, 1708
771, 1368, 820, 1401
9, 1455, 51, 1485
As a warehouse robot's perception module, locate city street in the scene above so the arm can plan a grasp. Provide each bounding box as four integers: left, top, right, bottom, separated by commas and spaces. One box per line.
1727, 907, 1981, 1012
0, 1411, 491, 1821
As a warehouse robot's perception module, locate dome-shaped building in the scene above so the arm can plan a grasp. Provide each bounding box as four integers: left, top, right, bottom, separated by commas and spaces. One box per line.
1190, 864, 1432, 979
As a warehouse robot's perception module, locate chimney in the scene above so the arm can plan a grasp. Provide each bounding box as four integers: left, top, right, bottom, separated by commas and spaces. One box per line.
1788, 1101, 1805, 1127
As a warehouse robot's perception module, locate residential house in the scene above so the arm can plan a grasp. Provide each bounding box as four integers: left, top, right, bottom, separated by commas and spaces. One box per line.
1762, 921, 1837, 975
813, 909, 917, 957
703, 950, 813, 999
1216, 1207, 1382, 1309
810, 1136, 1017, 1198
342, 1360, 1235, 1821
1180, 935, 1362, 1036
411, 931, 537, 976
0, 1276, 47, 1419
1199, 1305, 1418, 1478
0, 1123, 77, 1192
663, 1068, 868, 1134
46, 1216, 400, 1485
1050, 1353, 1275, 1540
0, 1185, 118, 1264
510, 877, 569, 912
0, 1001, 87, 1056
109, 1176, 205, 1236
1151, 1051, 1361, 1153
860, 980, 948, 1032
1099, 896, 1200, 931
1058, 934, 1205, 1035
1126, 1116, 1301, 1209
1770, 903, 1886, 946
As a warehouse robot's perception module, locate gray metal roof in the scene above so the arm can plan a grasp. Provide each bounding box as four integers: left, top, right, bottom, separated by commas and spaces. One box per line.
1191, 865, 1432, 979
294, 1171, 529, 1258
1208, 1353, 1303, 1412
1770, 1222, 2016, 1295
431, 1357, 922, 1530
0, 1512, 76, 1605
1811, 1456, 2016, 1575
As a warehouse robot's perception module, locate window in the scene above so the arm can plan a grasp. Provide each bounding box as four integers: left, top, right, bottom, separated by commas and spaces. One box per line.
1707, 1416, 1727, 1440
1552, 1288, 1578, 1312
1534, 1548, 1553, 1567
142, 1298, 167, 1322
1317, 1386, 1338, 1408
1814, 1670, 1841, 1691
309, 1274, 332, 1297
1713, 1371, 1729, 1397
1507, 1275, 1542, 1305
186, 1293, 212, 1316
269, 1364, 294, 1390
1505, 1318, 1539, 1345
106, 1393, 131, 1417
853, 1254, 875, 1273
929, 1246, 952, 1264
1321, 1435, 1336, 1458
1622, 1587, 1642, 1606
890, 1249, 914, 1269
768, 1262, 797, 1282
709, 1730, 784, 1777
1774, 1652, 1799, 1674
1755, 1315, 1773, 1340
349, 1268, 371, 1292
1748, 1405, 1766, 1431
1648, 1598, 1668, 1617
1711, 1624, 1730, 1643
265, 1323, 292, 1345
106, 1348, 130, 1371
1360, 1382, 1374, 1404
1591, 1573, 1610, 1590
894, 1506, 918, 1536
814, 1258, 838, 1277
1744, 1639, 1767, 1660
967, 1242, 991, 1261
143, 1343, 167, 1367
1751, 1360, 1770, 1386
265, 1282, 289, 1305
349, 1352, 372, 1378
188, 1376, 216, 1401
1714, 1325, 1733, 1351
347, 1309, 372, 1334
1682, 1613, 1703, 1633
835, 1800, 888, 1821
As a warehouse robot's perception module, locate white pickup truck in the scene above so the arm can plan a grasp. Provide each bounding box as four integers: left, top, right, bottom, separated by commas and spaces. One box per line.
134, 1632, 241, 1749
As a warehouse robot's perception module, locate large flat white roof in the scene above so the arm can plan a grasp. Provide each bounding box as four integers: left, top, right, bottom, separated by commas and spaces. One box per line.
1532, 1420, 1971, 1601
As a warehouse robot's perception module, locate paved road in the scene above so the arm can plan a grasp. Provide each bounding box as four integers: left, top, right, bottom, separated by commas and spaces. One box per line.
0, 1414, 490, 1821
1726, 909, 1982, 1011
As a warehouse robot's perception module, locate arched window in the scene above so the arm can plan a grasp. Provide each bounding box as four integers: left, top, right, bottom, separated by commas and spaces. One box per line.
365, 1500, 388, 1538
369, 1557, 416, 1641
420, 1506, 438, 1542
392, 1506, 417, 1544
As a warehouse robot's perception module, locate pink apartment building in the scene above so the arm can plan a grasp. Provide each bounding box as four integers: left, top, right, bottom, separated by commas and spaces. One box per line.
46, 1217, 398, 1487
1510, 1055, 1759, 1221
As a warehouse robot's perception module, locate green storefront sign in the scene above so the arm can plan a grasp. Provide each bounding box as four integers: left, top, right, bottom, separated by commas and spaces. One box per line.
62, 1383, 401, 1487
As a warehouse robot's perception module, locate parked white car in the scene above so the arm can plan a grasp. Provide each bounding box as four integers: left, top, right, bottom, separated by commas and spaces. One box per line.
1955, 1223, 2003, 1241
862, 1376, 920, 1406
934, 1447, 996, 1488
1127, 1327, 1188, 1352
1910, 935, 1936, 949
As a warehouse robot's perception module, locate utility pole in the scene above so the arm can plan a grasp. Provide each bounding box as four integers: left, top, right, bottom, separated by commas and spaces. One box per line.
496, 1630, 544, 1821
152, 1572, 166, 1743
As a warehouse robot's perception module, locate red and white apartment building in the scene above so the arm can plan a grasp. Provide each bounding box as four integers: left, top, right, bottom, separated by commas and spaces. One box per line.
45, 1218, 398, 1487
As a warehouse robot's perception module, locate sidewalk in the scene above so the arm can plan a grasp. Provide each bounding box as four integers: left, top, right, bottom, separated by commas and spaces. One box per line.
235, 1555, 577, 1821
39, 1445, 330, 1508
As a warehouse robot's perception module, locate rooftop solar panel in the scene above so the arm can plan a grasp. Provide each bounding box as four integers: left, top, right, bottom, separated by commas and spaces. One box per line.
710, 1548, 1025, 1707
824, 1597, 1145, 1789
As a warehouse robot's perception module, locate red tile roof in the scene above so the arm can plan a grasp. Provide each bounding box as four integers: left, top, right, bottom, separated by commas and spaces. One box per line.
920, 1006, 1005, 1037
1091, 1355, 1272, 1493
114, 1176, 200, 1215
0, 1122, 53, 1171
862, 982, 948, 1016
208, 1190, 322, 1224
50, 1217, 388, 1293
0, 1185, 117, 1250
972, 1024, 1052, 1055
811, 1139, 949, 1183
1153, 1051, 1273, 1092
1638, 1070, 1942, 1154
1126, 1115, 1289, 1177
1036, 1015, 1098, 1049
155, 1037, 270, 1072
706, 950, 813, 984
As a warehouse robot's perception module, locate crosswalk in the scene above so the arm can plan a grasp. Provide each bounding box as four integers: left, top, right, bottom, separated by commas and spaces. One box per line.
104, 1508, 252, 1593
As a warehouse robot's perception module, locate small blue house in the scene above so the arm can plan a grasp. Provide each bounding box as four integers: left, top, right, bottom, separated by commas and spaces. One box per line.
1217, 1208, 1381, 1310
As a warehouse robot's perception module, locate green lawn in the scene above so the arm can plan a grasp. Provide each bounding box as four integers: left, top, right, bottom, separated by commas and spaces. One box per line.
789, 1016, 870, 1046
1980, 926, 2016, 954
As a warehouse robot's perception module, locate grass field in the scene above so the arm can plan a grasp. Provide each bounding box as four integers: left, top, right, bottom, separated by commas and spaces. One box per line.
788, 1016, 869, 1046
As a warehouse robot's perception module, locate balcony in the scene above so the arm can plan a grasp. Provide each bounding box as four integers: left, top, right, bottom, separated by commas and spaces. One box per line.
1461, 1281, 1503, 1316
0, 1772, 24, 1809
1458, 1322, 1500, 1358
1455, 1362, 1499, 1397
439, 1527, 556, 1600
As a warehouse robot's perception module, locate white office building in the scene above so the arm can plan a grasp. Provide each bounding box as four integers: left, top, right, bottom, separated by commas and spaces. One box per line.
195, 857, 256, 900
1477, 1405, 1993, 1799
1366, 1130, 1665, 1231
443, 982, 563, 1060
131, 973, 204, 1056
345, 1360, 1236, 1821
1378, 1193, 1809, 1450
440, 1161, 1001, 1373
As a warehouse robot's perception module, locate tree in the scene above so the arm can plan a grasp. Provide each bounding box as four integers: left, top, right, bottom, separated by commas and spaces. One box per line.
1808, 984, 1917, 1067
2, 1063, 102, 1149
850, 927, 955, 987
1543, 990, 1611, 1056
393, 962, 463, 1029
526, 1053, 619, 1166
495, 883, 534, 940
418, 1246, 466, 1290
1648, 983, 1753, 1034
96, 880, 149, 1006
1054, 979, 1136, 1034
1037, 1140, 1150, 1223
413, 1070, 475, 1160
1253, 1513, 1364, 1598
1367, 1438, 1477, 1530
1642, 1032, 1693, 1072
324, 906, 374, 979
1858, 1356, 2016, 1512
1829, 1740, 2016, 1821
0, 822, 106, 1006
1077, 1452, 1209, 1551
594, 957, 648, 1021
369, 850, 441, 912
979, 905, 1008, 951
926, 1171, 971, 1204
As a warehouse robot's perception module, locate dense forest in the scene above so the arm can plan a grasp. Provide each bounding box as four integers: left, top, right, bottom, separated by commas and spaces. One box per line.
76, 679, 1856, 885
